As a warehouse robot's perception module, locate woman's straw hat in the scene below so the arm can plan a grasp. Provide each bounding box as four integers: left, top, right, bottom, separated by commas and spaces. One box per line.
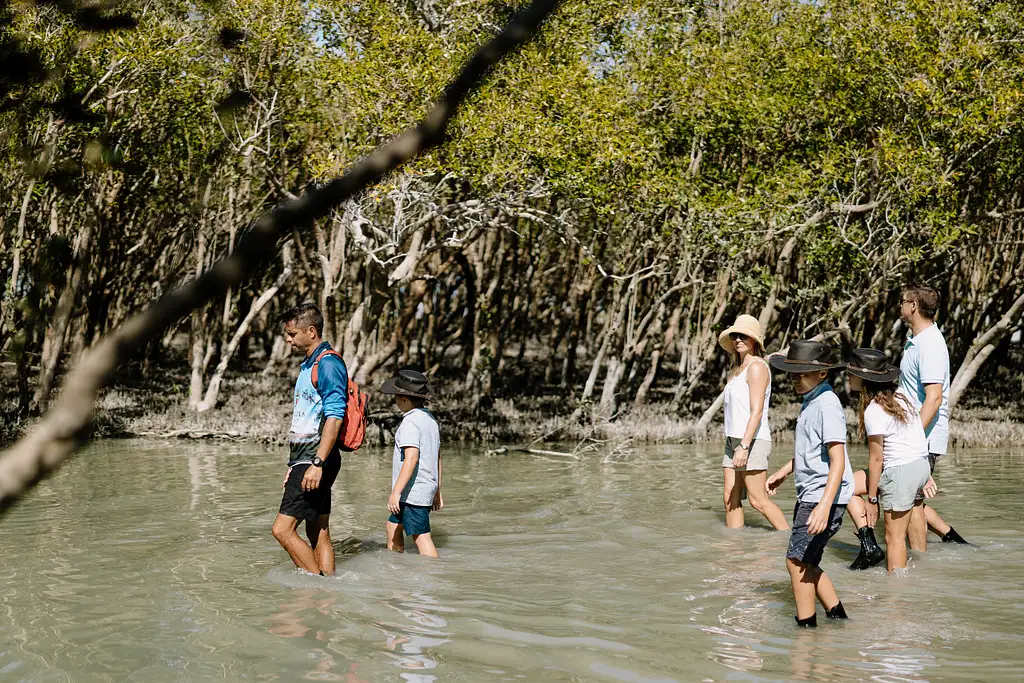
718, 314, 765, 353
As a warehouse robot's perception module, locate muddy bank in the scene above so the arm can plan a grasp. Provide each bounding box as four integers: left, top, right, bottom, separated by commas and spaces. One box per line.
3, 364, 1021, 450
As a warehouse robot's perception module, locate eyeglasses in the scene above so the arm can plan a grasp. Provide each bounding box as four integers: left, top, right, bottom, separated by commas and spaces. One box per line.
899, 298, 916, 307
729, 332, 749, 342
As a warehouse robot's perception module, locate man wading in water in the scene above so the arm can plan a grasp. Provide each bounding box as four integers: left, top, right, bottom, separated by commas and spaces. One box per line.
271, 303, 348, 575
898, 284, 969, 547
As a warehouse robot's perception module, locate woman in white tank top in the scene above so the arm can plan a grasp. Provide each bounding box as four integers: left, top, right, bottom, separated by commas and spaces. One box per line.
718, 315, 789, 530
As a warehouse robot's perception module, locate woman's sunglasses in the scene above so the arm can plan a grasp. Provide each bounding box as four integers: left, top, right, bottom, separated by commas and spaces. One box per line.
729, 332, 750, 342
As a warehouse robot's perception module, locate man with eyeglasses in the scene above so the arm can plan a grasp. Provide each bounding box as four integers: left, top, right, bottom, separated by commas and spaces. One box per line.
898, 284, 969, 548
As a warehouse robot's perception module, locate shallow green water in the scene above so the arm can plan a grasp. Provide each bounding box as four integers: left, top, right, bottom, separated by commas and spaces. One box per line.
1, 439, 1023, 682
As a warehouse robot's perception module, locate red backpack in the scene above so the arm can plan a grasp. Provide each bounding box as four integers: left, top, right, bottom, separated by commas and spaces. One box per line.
311, 349, 368, 452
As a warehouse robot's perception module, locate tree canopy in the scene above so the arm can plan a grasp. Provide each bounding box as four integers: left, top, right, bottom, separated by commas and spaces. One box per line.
2, 0, 1022, 420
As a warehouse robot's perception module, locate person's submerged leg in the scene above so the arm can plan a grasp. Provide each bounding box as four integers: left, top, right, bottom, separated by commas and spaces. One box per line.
847, 493, 868, 529
272, 513, 320, 573
809, 566, 846, 619
412, 533, 439, 558
925, 505, 968, 543
306, 515, 335, 575
386, 521, 405, 552
723, 467, 745, 528
848, 494, 884, 570
743, 470, 789, 530
884, 509, 913, 571
921, 456, 968, 543
846, 470, 869, 528
787, 558, 818, 625
908, 504, 928, 551
924, 504, 952, 537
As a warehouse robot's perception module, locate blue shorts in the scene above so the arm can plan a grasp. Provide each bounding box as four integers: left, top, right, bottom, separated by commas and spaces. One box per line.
388, 502, 431, 536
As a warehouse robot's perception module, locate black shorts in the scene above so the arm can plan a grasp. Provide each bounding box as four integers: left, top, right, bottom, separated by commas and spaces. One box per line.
279, 456, 341, 522
786, 501, 846, 567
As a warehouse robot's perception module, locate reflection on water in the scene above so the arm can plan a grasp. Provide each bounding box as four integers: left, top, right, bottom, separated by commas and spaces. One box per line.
381, 592, 450, 682
1, 439, 1023, 681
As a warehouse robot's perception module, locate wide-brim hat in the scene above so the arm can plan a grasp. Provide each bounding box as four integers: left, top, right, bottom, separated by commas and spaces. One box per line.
719, 314, 766, 353
845, 348, 900, 383
768, 340, 844, 374
380, 369, 434, 400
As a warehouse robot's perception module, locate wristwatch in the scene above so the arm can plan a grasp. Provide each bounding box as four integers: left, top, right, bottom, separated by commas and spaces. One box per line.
867, 495, 878, 504
738, 442, 750, 452
311, 456, 324, 468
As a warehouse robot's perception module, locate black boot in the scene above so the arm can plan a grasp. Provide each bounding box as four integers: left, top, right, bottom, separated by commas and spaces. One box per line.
825, 601, 848, 620
942, 527, 969, 544
849, 527, 885, 570
795, 614, 818, 628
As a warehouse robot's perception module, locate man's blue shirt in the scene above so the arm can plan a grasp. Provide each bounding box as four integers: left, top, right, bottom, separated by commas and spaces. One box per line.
301, 341, 348, 420
288, 341, 347, 464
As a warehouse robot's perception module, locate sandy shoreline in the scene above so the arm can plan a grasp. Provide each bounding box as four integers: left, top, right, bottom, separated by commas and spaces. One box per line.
4, 372, 1019, 451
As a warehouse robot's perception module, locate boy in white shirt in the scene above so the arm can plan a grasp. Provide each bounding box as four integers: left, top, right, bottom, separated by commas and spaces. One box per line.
381, 370, 443, 558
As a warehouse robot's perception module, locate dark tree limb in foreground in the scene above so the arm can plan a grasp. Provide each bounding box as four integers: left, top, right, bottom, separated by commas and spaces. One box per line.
0, 0, 561, 514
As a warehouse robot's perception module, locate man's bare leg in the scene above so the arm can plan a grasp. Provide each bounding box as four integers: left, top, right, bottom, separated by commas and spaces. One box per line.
272, 513, 320, 573
908, 504, 928, 551
306, 515, 335, 575
386, 521, 405, 552
412, 533, 439, 559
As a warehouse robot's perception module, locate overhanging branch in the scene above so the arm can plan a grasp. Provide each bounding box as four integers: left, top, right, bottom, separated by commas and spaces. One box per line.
0, 0, 562, 514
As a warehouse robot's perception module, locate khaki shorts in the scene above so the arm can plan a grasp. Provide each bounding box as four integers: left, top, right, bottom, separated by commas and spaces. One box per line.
723, 437, 771, 471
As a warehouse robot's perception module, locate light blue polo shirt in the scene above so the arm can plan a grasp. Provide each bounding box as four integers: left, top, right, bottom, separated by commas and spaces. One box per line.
899, 324, 950, 455
793, 381, 854, 505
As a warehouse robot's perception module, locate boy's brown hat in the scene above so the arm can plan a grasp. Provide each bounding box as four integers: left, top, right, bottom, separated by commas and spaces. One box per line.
380, 369, 434, 400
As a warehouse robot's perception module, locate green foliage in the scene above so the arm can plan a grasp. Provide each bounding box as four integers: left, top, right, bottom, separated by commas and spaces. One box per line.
2, 0, 1022, 402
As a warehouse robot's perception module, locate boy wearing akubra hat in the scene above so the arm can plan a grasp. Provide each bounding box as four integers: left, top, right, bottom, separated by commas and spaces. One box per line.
382, 370, 442, 558
766, 340, 855, 627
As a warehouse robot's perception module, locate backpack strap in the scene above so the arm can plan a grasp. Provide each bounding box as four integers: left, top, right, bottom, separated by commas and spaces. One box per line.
311, 349, 344, 390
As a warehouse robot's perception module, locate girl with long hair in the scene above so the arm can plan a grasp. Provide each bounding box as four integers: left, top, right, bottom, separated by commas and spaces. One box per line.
845, 348, 936, 572
718, 315, 789, 530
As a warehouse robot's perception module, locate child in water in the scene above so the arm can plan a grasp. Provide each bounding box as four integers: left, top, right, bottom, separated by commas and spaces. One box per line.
381, 369, 443, 558
845, 348, 936, 572
767, 341, 855, 627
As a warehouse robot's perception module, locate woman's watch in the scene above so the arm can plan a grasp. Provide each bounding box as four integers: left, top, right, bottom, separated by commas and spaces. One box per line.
738, 442, 750, 452
867, 495, 878, 504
